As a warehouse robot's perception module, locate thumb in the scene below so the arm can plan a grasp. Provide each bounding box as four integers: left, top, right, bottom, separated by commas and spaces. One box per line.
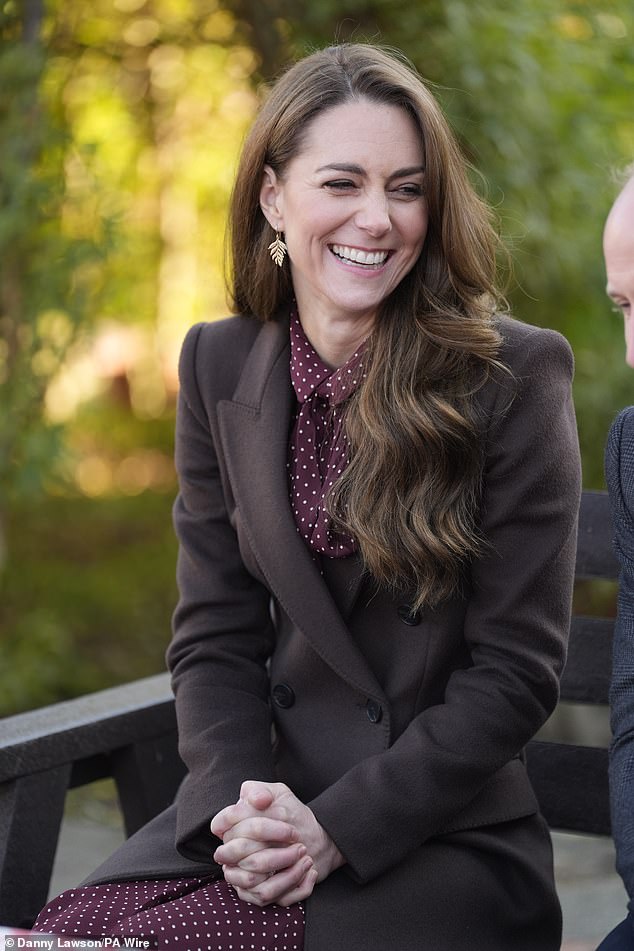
240, 780, 275, 811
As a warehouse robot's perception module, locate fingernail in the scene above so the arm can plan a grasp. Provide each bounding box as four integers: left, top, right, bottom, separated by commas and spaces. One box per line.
297, 845, 306, 858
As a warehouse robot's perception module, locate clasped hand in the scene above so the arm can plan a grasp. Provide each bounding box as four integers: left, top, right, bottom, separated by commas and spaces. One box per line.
211, 780, 344, 907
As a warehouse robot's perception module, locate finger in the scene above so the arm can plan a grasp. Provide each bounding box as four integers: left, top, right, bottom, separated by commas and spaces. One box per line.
238, 795, 291, 826
221, 864, 269, 892
236, 844, 306, 875
211, 797, 259, 838
214, 835, 267, 867
214, 827, 301, 867
275, 866, 320, 907
220, 816, 298, 847
240, 781, 276, 811
215, 837, 304, 869
254, 857, 314, 904
211, 784, 297, 842
211, 804, 244, 839
233, 857, 314, 907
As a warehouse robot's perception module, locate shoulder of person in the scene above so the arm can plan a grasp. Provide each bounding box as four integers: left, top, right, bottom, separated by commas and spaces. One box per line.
476, 315, 575, 424
607, 406, 634, 456
177, 313, 268, 398
606, 407, 634, 505
493, 313, 574, 378
606, 407, 634, 541
180, 313, 263, 366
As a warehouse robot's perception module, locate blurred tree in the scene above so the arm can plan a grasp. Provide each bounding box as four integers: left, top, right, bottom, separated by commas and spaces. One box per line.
0, 0, 103, 566
0, 0, 258, 568
0, 0, 259, 709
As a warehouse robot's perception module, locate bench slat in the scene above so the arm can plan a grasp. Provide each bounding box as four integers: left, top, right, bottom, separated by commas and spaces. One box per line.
0, 765, 71, 929
576, 490, 618, 580
560, 616, 613, 705
0, 674, 175, 785
526, 740, 610, 835
112, 734, 186, 836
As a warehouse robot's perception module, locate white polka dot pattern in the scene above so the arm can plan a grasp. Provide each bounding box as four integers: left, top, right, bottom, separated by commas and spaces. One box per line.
288, 310, 367, 557
33, 876, 305, 950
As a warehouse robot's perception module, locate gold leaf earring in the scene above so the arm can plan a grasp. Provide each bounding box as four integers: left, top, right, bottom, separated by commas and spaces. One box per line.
268, 230, 287, 267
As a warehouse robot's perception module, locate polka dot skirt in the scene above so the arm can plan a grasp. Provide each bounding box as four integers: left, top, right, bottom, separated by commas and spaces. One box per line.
34, 876, 304, 950
288, 309, 368, 557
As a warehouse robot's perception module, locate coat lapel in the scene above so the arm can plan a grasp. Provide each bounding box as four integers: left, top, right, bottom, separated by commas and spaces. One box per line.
217, 319, 382, 700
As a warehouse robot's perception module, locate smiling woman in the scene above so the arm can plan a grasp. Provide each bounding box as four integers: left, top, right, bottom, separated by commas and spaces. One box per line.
34, 43, 581, 951
259, 100, 427, 367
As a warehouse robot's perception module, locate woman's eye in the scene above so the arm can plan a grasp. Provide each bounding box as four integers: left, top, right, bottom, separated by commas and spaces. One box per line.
393, 183, 423, 198
324, 179, 356, 190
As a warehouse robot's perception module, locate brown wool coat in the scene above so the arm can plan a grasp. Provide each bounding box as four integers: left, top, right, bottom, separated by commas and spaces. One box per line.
87, 313, 582, 951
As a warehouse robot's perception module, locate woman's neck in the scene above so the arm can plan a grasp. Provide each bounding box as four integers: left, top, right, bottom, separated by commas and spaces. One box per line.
296, 308, 375, 369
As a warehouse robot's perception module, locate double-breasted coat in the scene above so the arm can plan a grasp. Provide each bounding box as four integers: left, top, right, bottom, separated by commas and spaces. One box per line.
87, 312, 581, 951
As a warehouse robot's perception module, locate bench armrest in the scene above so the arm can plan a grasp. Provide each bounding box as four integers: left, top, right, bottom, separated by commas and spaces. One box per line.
0, 673, 185, 928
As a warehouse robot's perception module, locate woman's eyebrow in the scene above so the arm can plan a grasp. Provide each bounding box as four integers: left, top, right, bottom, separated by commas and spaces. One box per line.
388, 165, 425, 180
315, 163, 365, 175
315, 163, 425, 180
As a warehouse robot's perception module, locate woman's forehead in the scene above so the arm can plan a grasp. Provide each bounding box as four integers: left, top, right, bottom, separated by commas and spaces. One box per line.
290, 100, 423, 167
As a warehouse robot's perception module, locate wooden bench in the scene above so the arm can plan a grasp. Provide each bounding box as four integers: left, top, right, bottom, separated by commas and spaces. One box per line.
0, 489, 618, 929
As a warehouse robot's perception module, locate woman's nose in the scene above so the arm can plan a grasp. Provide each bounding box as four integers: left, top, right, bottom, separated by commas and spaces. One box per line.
354, 191, 392, 236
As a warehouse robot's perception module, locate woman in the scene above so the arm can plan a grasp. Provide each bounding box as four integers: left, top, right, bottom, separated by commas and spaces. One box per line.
35, 43, 581, 951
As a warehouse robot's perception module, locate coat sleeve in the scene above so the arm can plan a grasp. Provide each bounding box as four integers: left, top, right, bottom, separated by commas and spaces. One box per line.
606, 406, 634, 901
308, 326, 581, 883
167, 322, 277, 864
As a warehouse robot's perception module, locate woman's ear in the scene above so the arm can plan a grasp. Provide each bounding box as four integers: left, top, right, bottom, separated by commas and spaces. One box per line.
260, 165, 284, 230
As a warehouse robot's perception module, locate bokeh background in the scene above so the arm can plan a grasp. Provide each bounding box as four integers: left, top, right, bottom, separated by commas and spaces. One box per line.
1, 0, 633, 716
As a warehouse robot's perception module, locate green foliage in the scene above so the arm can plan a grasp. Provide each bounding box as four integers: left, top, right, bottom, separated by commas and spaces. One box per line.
417, 1, 633, 486
0, 0, 257, 713
1, 0, 256, 515
0, 9, 106, 508
0, 491, 177, 715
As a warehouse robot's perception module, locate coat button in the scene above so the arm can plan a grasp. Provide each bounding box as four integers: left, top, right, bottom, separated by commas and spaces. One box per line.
397, 603, 421, 626
272, 683, 295, 709
366, 699, 383, 723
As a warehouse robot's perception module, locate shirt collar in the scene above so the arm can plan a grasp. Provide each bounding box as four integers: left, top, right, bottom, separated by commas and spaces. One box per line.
289, 309, 368, 405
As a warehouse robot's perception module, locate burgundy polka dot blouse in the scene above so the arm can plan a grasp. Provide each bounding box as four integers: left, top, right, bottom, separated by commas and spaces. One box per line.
288, 310, 367, 557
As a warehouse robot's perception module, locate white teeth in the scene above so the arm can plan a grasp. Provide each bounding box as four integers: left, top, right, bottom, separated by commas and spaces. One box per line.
332, 244, 388, 266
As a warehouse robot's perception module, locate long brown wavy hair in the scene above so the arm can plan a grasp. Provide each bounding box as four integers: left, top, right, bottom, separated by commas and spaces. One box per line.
229, 44, 506, 609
